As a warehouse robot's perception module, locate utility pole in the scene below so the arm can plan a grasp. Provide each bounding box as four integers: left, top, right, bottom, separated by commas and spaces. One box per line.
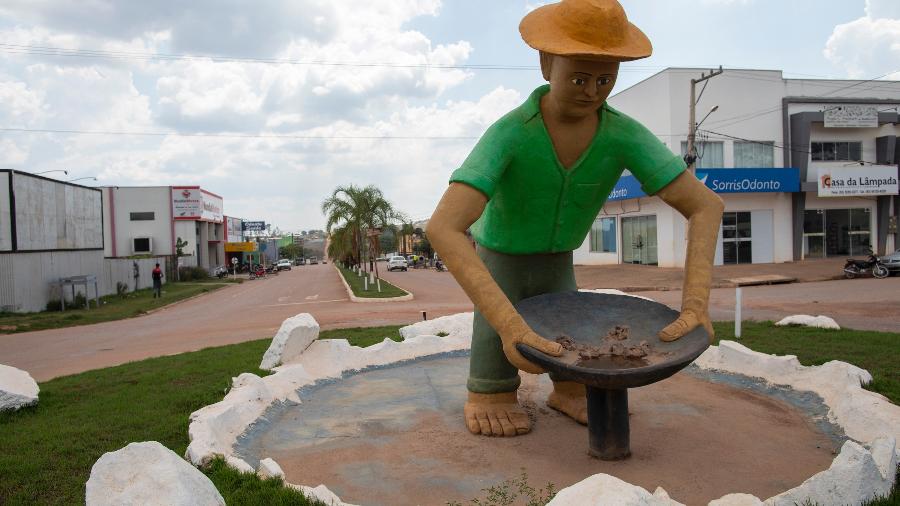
686, 66, 724, 174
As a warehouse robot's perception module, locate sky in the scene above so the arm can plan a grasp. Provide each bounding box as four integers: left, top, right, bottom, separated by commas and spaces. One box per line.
0, 0, 898, 231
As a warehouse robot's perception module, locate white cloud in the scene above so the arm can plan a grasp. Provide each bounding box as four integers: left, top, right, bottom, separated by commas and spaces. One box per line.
0, 0, 520, 229
824, 0, 900, 79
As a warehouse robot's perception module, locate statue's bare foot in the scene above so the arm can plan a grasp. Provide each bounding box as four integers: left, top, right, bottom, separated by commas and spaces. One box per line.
464, 391, 531, 437
547, 381, 587, 424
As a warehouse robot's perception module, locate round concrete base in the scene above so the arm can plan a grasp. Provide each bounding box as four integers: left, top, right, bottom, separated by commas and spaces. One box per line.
233, 355, 838, 506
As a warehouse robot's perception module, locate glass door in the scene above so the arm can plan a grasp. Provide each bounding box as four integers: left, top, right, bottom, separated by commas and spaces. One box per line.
803, 210, 825, 259
722, 212, 752, 264
621, 216, 658, 265
824, 209, 871, 257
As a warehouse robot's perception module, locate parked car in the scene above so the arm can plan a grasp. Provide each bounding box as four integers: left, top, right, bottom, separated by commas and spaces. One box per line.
387, 255, 408, 272
293, 258, 303, 266
309, 256, 319, 265
276, 259, 292, 271
881, 249, 900, 275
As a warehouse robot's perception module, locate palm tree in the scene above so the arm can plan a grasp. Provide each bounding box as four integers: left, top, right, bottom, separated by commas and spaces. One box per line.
322, 184, 402, 278
399, 221, 415, 255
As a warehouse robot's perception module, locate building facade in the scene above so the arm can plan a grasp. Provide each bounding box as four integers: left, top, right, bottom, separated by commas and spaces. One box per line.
573, 69, 899, 267
1, 171, 167, 312
102, 186, 225, 271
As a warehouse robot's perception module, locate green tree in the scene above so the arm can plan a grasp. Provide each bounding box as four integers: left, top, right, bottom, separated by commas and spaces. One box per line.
321, 184, 403, 277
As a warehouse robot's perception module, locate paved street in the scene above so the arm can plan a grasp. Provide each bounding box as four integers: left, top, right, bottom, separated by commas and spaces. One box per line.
1, 262, 897, 381
0, 264, 471, 381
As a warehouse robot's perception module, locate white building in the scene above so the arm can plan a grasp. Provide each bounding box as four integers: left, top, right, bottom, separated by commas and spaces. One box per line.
102, 186, 225, 271
574, 68, 899, 267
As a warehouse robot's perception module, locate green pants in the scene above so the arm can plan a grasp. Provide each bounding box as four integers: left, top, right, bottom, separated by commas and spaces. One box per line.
467, 246, 576, 394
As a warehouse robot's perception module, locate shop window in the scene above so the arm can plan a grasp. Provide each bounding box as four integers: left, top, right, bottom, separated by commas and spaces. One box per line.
807, 208, 871, 257
129, 212, 155, 221
722, 212, 752, 264
811, 142, 862, 162
589, 217, 616, 253
681, 141, 724, 168
734, 141, 774, 167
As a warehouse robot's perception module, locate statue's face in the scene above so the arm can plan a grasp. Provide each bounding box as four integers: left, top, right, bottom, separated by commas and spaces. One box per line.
541, 54, 619, 119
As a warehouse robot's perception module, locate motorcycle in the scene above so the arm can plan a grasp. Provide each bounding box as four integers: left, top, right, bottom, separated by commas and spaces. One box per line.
213, 265, 228, 279
435, 260, 446, 272
248, 265, 266, 280
843, 252, 889, 279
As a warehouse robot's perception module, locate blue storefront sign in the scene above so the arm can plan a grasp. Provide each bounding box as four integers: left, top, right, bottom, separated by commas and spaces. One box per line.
607, 168, 800, 202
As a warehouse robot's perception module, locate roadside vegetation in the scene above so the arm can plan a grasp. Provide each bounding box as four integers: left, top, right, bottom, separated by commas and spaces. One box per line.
335, 263, 409, 299
0, 281, 233, 334
1, 322, 897, 505
711, 321, 899, 404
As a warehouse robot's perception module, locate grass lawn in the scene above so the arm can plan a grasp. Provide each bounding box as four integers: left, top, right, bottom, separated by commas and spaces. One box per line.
0, 282, 232, 334
711, 321, 899, 404
318, 325, 404, 348
335, 264, 409, 298
0, 321, 896, 505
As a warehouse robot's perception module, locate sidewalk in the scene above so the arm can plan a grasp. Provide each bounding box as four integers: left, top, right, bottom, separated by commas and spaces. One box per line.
575, 258, 847, 292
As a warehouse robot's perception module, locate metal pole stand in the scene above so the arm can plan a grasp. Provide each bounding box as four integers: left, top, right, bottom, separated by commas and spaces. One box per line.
585, 387, 630, 460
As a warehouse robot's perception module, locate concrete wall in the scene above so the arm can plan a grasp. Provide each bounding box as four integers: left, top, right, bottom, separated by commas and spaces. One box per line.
0, 251, 167, 313
0, 172, 11, 251
103, 186, 174, 257
174, 220, 198, 268
10, 173, 103, 251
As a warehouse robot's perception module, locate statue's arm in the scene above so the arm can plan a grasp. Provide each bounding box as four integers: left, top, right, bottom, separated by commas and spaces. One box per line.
429, 183, 562, 372
655, 172, 725, 342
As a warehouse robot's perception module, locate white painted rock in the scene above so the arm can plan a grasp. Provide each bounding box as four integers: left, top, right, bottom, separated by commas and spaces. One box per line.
260, 313, 320, 370
709, 493, 764, 505
548, 474, 684, 505
765, 438, 897, 506
0, 364, 39, 411
289, 483, 357, 506
225, 455, 254, 474
86, 441, 224, 506
399, 312, 473, 340
257, 457, 285, 479
775, 315, 840, 330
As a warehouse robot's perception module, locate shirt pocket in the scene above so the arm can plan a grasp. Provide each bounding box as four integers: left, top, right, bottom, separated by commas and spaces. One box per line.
570, 183, 605, 209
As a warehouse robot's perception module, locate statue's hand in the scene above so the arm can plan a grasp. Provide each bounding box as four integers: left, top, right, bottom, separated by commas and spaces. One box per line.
658, 309, 715, 344
502, 329, 563, 375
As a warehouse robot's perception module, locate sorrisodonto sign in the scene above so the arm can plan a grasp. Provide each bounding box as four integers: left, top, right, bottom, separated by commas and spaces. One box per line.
607, 168, 800, 202
696, 168, 800, 194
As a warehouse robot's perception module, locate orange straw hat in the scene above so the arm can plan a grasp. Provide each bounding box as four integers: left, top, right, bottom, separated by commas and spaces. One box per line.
520, 0, 652, 61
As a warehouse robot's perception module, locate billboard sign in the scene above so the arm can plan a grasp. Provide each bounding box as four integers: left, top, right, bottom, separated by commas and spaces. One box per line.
818, 166, 899, 197
608, 168, 800, 202
824, 105, 879, 128
695, 168, 800, 194
243, 221, 266, 232
172, 187, 224, 222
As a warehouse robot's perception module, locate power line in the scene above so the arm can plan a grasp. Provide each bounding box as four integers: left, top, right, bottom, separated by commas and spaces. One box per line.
0, 126, 480, 140
700, 128, 884, 166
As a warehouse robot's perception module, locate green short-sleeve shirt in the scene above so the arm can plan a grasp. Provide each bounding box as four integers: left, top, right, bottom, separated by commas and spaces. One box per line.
450, 85, 685, 255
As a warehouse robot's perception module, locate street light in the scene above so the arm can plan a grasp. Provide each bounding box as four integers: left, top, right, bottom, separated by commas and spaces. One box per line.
34, 170, 68, 176
696, 105, 719, 130
69, 176, 98, 183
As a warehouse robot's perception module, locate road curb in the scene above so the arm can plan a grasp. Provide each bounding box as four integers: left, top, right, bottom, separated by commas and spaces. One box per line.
333, 264, 414, 303
141, 282, 236, 316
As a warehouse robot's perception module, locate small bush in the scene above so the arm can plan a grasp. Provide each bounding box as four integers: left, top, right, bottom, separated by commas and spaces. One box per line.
178, 266, 210, 281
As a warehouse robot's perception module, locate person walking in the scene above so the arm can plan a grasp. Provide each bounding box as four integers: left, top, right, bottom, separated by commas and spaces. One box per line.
152, 263, 163, 298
